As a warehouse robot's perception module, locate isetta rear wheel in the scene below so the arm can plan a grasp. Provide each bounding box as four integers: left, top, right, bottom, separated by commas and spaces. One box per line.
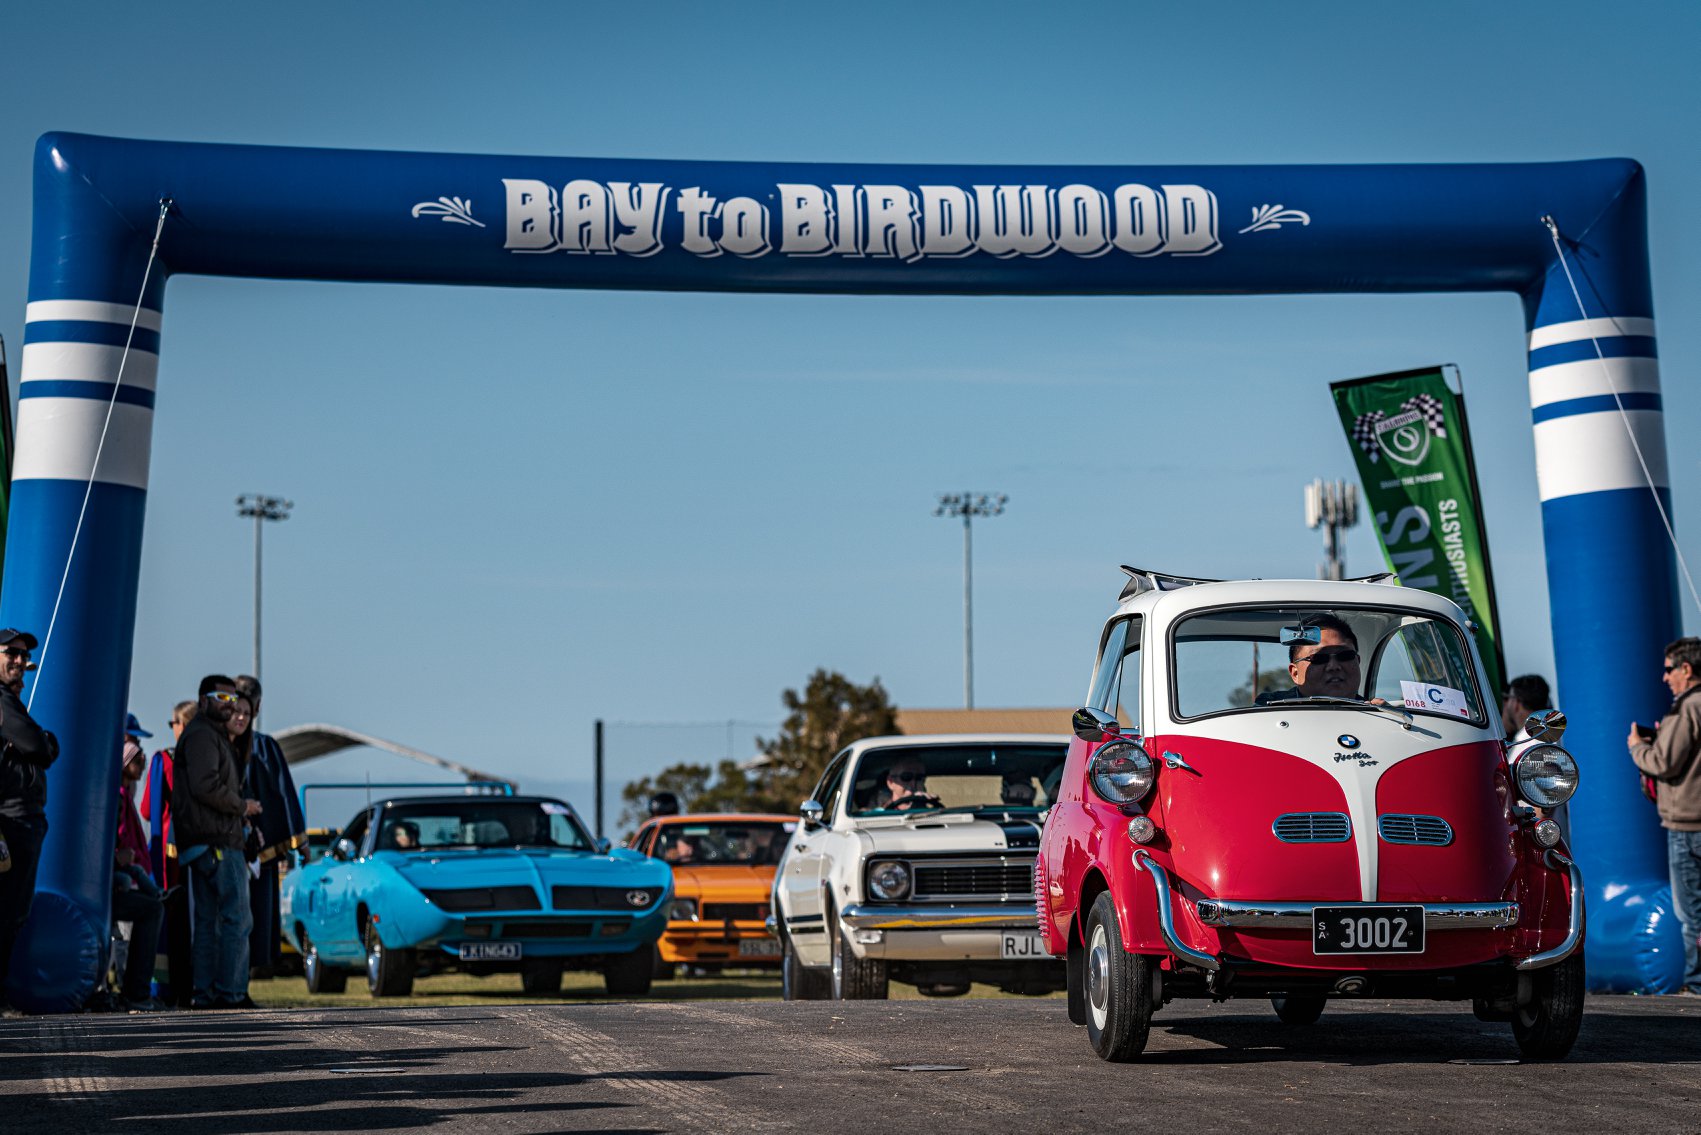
1271, 994, 1327, 1024
1512, 950, 1585, 1060
1084, 892, 1152, 1061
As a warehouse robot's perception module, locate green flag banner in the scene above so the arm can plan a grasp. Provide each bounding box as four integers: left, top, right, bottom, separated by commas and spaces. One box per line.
1330, 367, 1505, 698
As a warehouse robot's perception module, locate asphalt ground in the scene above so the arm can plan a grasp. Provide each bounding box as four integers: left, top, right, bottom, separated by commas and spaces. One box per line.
0, 995, 1696, 1133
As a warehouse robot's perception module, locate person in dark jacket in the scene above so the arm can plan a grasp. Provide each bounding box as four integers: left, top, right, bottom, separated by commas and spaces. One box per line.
234, 675, 306, 979
0, 628, 57, 1008
171, 675, 260, 1009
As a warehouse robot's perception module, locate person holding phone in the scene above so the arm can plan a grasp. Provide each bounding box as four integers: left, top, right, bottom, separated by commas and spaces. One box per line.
1628, 636, 1701, 996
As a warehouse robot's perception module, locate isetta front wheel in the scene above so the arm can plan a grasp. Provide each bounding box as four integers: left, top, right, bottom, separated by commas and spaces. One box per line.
1084, 892, 1152, 1061
1271, 994, 1327, 1025
1512, 950, 1585, 1060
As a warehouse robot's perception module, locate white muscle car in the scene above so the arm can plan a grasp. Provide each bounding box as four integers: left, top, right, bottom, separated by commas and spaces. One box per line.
771, 733, 1068, 1000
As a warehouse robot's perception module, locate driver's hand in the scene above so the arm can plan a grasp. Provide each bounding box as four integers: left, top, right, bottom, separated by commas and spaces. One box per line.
1369, 698, 1388, 706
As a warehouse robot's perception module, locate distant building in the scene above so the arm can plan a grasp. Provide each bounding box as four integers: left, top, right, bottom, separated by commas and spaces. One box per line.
894, 708, 1073, 736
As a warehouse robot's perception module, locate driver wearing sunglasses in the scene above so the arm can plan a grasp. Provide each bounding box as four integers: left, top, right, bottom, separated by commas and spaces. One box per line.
882, 758, 939, 812
1287, 613, 1367, 699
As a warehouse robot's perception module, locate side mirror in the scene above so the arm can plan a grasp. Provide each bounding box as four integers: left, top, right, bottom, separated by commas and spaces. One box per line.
1523, 708, 1567, 744
799, 800, 825, 829
595, 837, 612, 854
332, 838, 357, 862
1073, 706, 1121, 743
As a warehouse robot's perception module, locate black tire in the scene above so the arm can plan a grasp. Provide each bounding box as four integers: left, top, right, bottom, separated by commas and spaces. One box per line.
781, 932, 830, 1001
1066, 933, 1087, 1026
365, 921, 415, 997
829, 911, 888, 1000
302, 929, 347, 994
1272, 994, 1327, 1024
604, 947, 653, 996
651, 944, 676, 981
520, 958, 564, 995
1084, 891, 1152, 1062
1512, 951, 1585, 1060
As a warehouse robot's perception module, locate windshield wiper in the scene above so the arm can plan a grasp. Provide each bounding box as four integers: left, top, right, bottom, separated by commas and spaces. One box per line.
1281, 696, 1414, 729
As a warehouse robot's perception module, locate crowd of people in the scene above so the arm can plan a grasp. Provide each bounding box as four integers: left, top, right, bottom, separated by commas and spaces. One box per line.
0, 651, 305, 1014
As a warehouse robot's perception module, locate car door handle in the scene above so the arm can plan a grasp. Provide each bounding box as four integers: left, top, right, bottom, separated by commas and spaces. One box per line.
1162, 751, 1201, 776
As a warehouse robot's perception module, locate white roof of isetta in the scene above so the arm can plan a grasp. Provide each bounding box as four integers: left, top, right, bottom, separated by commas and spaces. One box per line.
1113, 575, 1472, 629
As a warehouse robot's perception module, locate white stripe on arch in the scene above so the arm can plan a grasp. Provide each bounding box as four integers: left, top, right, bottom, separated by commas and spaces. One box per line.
1534, 408, 1668, 501
1528, 355, 1659, 408
20, 342, 159, 391
12, 398, 153, 489
1527, 316, 1655, 350
25, 300, 164, 332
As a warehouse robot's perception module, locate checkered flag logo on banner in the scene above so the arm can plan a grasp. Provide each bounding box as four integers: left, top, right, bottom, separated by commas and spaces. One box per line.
1351, 394, 1447, 465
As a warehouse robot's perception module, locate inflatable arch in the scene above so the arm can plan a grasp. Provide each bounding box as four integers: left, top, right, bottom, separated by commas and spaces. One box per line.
5, 133, 1681, 1009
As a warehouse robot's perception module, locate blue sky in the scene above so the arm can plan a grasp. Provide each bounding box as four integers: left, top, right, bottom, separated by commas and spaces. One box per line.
1, 1, 1697, 828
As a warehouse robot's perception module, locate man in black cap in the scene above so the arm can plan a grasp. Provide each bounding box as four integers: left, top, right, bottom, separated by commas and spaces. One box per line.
172, 675, 260, 1009
0, 629, 58, 1007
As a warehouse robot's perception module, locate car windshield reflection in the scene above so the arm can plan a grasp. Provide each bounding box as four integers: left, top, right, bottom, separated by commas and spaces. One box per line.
847, 743, 1066, 816
375, 800, 594, 853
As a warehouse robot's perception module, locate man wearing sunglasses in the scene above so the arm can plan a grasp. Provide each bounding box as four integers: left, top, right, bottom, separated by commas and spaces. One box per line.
1287, 613, 1367, 699
171, 675, 262, 1009
882, 757, 942, 812
1627, 636, 1701, 995
0, 628, 57, 1011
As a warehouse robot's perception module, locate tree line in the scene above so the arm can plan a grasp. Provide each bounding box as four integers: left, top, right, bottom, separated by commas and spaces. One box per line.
617, 669, 897, 831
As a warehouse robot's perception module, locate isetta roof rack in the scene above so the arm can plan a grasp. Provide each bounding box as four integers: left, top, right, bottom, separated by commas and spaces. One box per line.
1117, 565, 1397, 601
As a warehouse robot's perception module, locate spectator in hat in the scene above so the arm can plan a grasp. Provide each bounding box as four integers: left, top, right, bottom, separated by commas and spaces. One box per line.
110, 715, 164, 1011
0, 628, 57, 1009
233, 675, 306, 981
172, 675, 260, 1009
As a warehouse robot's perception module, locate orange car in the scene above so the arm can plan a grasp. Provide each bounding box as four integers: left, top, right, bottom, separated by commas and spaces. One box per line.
628, 813, 795, 973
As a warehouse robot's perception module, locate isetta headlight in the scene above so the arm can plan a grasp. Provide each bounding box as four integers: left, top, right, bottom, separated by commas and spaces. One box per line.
1516, 744, 1580, 808
1090, 739, 1155, 805
868, 860, 912, 901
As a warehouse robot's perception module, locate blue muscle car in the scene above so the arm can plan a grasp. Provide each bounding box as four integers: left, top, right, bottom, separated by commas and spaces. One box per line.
282, 794, 672, 997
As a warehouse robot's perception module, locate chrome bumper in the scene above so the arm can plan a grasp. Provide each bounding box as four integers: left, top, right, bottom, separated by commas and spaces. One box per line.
1132, 850, 1220, 972
1194, 900, 1520, 930
1514, 851, 1585, 971
838, 903, 1039, 931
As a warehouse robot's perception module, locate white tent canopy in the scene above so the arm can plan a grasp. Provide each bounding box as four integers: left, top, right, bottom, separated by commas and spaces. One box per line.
273, 723, 514, 789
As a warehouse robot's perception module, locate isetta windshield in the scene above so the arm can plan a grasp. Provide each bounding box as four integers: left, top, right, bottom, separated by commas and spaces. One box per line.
1171, 604, 1486, 723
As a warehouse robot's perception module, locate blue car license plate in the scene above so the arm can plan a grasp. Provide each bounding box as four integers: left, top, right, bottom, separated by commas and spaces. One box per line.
1311, 905, 1424, 955
459, 942, 522, 961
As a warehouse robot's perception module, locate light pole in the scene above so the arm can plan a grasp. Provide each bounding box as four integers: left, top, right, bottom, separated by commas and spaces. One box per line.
1305, 478, 1358, 580
236, 494, 293, 689
934, 492, 1007, 709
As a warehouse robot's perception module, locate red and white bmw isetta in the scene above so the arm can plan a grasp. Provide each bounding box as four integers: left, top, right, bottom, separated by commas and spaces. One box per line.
1035, 569, 1584, 1061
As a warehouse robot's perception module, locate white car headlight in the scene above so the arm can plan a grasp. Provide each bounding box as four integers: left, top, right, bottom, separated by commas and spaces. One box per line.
669, 898, 698, 921
868, 860, 912, 901
1090, 740, 1155, 804
1516, 744, 1579, 808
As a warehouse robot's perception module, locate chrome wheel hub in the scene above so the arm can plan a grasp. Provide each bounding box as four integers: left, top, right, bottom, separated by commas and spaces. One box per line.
1087, 923, 1110, 1030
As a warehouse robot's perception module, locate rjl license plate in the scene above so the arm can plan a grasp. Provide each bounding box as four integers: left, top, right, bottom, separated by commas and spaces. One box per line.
737, 937, 779, 957
459, 941, 522, 961
1000, 932, 1047, 959
1312, 905, 1425, 955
